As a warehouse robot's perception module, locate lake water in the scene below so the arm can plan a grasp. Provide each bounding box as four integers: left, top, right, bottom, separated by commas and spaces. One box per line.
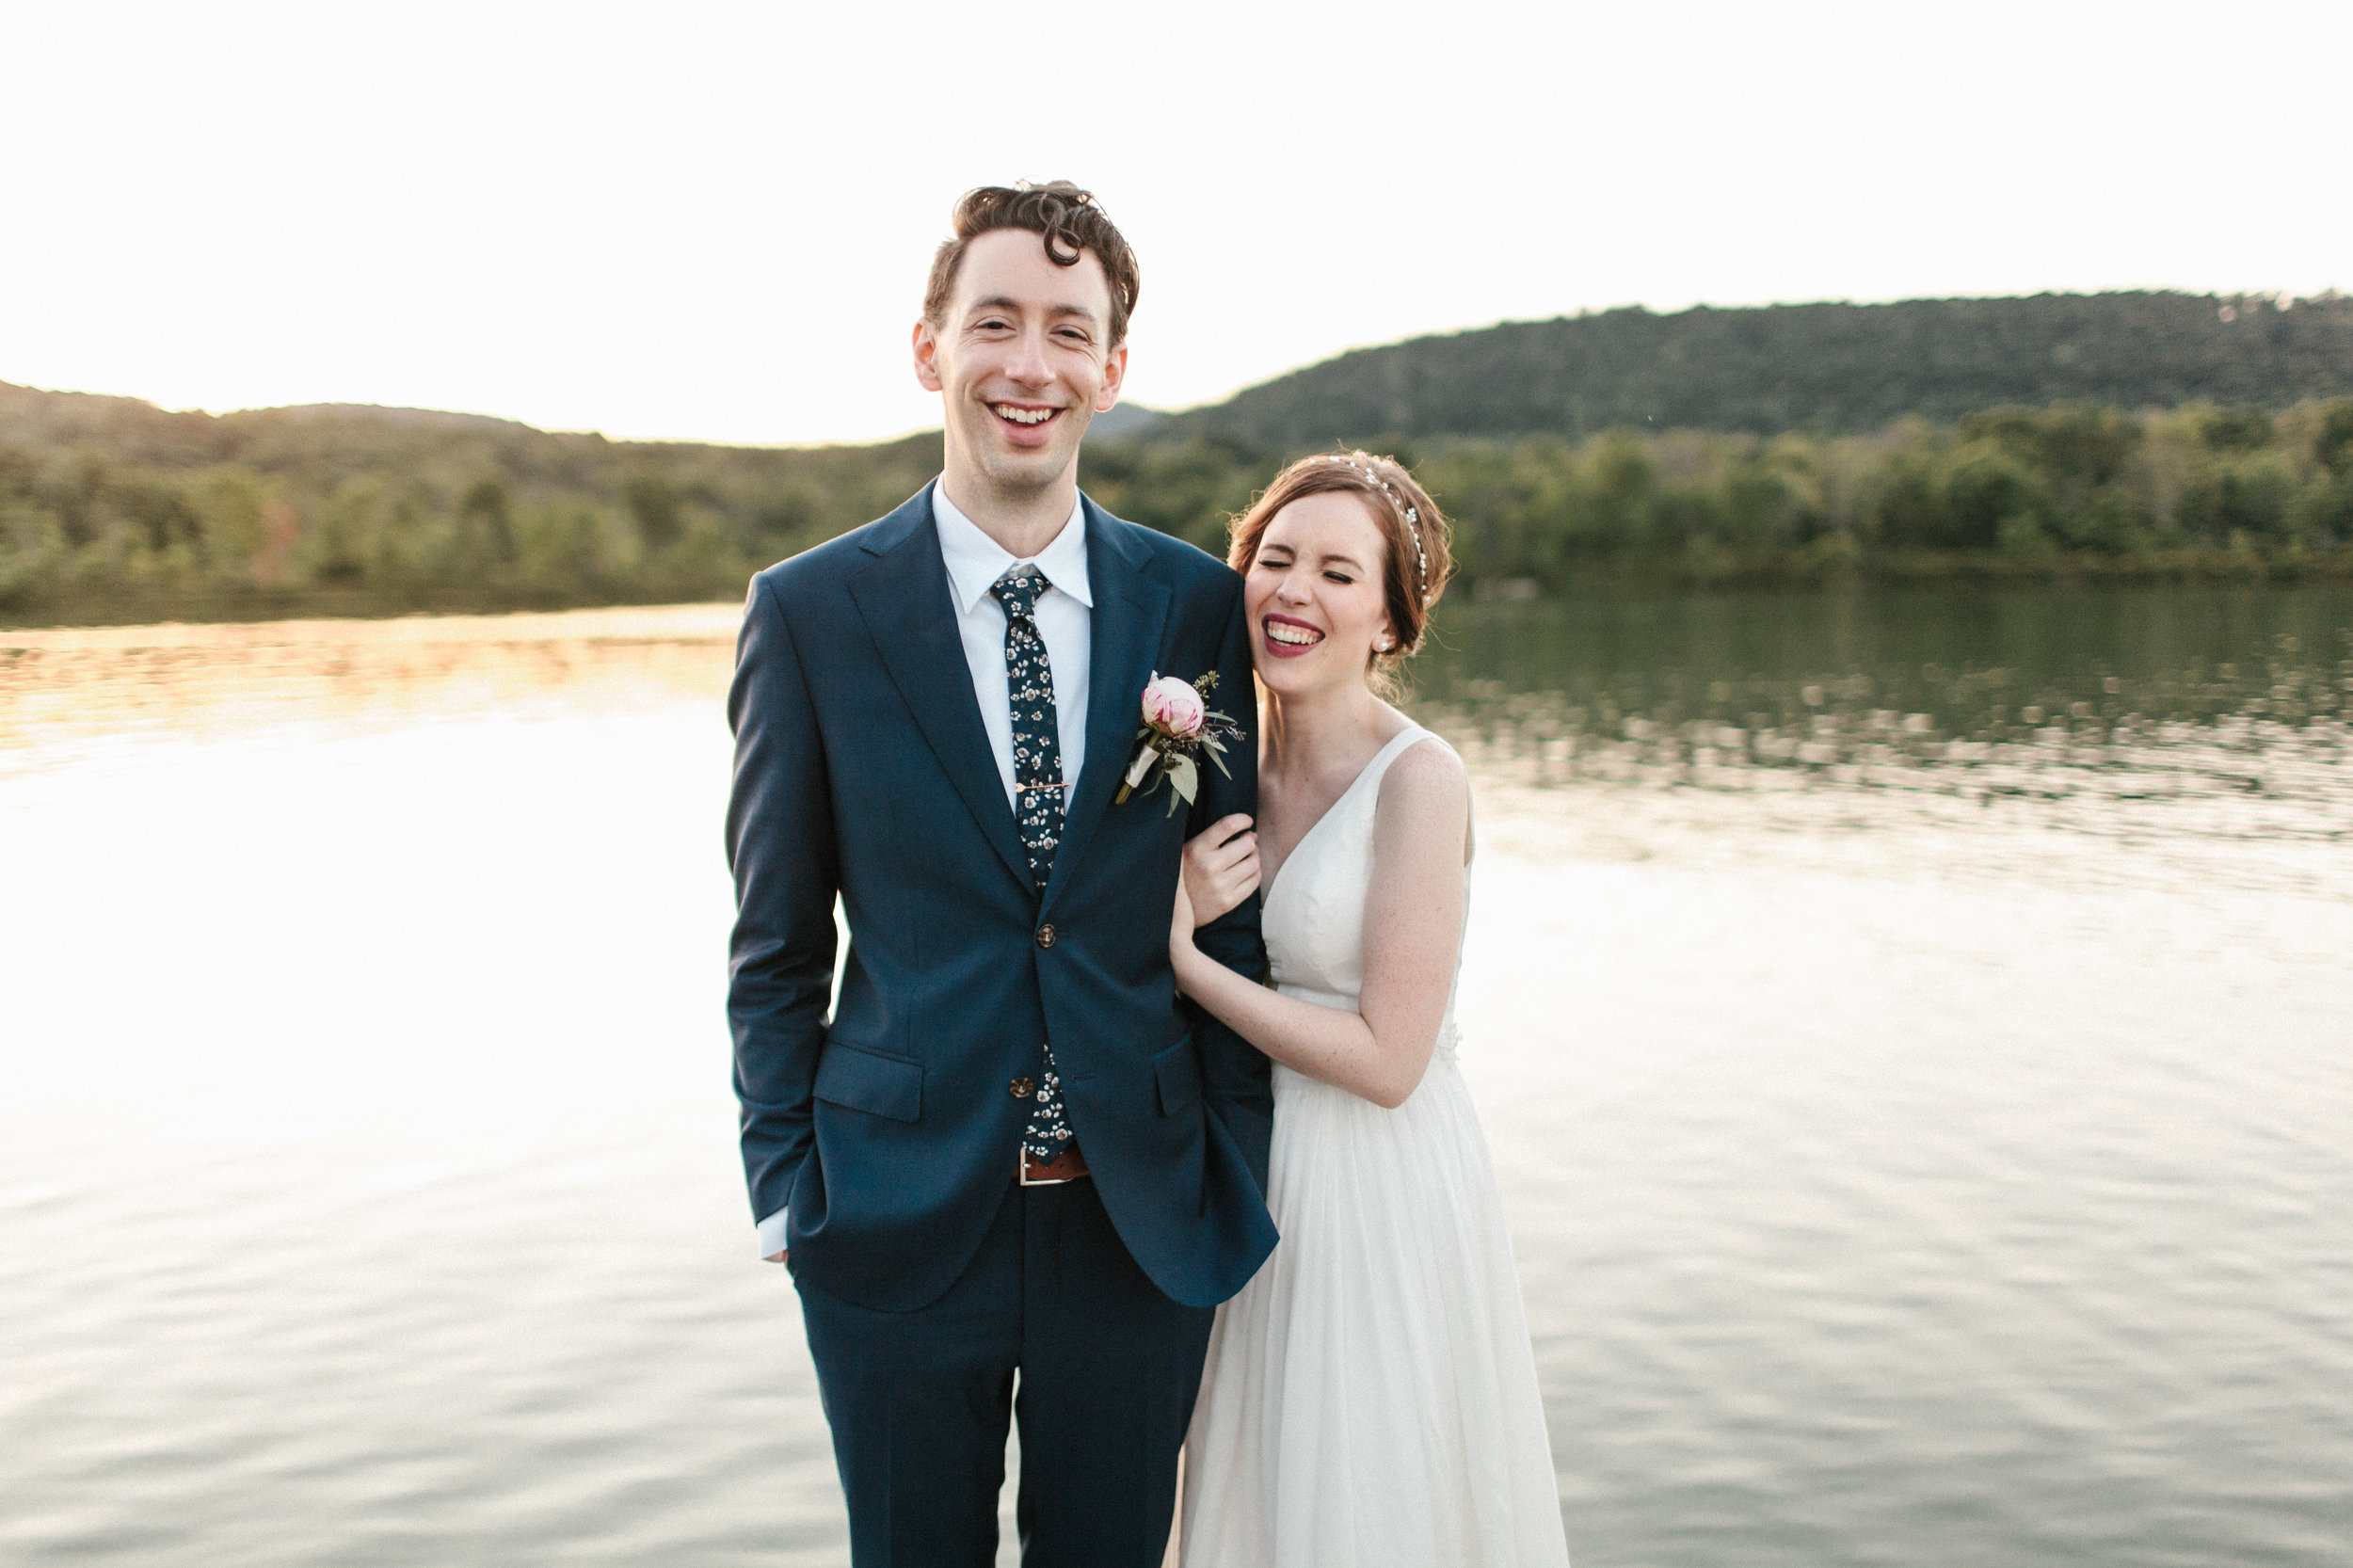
3, 587, 2348, 1566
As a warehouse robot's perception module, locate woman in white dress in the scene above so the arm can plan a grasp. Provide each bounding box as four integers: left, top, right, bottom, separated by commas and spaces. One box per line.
1168, 452, 1572, 1567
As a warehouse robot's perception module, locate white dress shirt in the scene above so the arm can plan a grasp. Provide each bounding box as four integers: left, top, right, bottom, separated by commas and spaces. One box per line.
930, 484, 1094, 809
758, 482, 1093, 1261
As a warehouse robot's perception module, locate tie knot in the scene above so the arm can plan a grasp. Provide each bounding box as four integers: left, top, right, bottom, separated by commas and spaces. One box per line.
991, 567, 1050, 620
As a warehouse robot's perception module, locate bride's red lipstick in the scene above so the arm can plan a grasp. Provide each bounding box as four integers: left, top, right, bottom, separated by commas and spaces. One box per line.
1261, 614, 1324, 660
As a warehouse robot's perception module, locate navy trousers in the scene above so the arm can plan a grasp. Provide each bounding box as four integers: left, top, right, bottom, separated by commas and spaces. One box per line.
795, 1175, 1215, 1568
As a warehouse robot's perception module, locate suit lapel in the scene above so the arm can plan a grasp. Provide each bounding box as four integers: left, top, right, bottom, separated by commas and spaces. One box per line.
845, 485, 1033, 891
1045, 500, 1171, 914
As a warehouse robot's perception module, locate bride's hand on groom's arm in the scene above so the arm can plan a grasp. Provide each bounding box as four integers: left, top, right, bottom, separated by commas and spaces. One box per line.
1172, 815, 1257, 994
1182, 814, 1259, 928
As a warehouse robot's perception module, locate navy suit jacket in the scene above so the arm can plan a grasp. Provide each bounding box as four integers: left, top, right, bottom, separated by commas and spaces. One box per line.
727, 484, 1279, 1313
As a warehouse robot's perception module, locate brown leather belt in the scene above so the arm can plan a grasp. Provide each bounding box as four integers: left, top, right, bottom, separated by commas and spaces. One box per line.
1020, 1139, 1090, 1185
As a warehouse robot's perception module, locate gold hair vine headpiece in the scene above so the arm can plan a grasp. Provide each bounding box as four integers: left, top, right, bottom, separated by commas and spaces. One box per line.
1324, 456, 1432, 610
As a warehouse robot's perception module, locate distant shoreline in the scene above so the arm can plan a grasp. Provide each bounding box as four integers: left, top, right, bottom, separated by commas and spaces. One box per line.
8, 573, 2348, 639
0, 600, 744, 648
1, 590, 751, 636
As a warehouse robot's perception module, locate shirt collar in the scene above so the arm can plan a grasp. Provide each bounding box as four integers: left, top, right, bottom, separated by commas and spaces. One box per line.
933, 483, 1094, 616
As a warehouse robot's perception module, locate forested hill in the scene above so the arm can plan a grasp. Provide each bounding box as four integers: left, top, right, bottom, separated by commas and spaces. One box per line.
0, 378, 946, 619
8, 287, 2353, 626
1144, 292, 2353, 447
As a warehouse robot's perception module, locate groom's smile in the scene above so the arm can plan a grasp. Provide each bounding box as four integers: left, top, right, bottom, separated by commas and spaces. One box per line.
988, 399, 1067, 445
914, 225, 1127, 504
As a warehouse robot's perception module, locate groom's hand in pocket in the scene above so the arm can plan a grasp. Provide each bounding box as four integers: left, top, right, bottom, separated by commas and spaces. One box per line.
1183, 814, 1260, 926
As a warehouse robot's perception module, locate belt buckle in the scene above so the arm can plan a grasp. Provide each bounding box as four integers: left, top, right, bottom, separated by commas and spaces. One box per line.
1019, 1141, 1089, 1185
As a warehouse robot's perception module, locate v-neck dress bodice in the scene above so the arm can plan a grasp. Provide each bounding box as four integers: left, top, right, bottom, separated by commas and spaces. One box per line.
1180, 728, 1572, 1567
1258, 727, 1465, 1060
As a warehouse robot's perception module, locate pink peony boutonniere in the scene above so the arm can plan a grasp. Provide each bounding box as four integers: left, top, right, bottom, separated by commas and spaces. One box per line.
1116, 670, 1241, 812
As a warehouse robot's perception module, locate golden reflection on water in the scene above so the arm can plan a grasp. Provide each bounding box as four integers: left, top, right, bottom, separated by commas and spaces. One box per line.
0, 606, 743, 772
8, 602, 2346, 912
9, 603, 2346, 863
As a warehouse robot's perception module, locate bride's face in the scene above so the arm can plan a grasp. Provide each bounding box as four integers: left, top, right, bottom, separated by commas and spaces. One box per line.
1243, 490, 1397, 699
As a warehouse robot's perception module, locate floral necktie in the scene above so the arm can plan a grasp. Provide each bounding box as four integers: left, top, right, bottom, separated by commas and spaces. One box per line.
990, 565, 1075, 1164
990, 566, 1065, 888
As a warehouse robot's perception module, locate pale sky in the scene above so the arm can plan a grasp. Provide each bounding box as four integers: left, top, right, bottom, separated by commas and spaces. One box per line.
4, 1, 2347, 447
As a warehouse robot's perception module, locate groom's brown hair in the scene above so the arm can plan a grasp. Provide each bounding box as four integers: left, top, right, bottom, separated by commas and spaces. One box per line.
922, 182, 1142, 347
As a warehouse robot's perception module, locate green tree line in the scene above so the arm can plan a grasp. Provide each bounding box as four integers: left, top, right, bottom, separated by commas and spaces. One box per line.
4, 378, 2350, 627
1140, 291, 2353, 448
0, 381, 939, 621
1093, 400, 2353, 587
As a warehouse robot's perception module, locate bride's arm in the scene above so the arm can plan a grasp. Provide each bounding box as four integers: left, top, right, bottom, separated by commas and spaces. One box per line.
1170, 740, 1469, 1109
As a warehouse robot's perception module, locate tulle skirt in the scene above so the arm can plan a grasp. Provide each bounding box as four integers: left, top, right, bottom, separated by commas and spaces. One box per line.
1179, 1046, 1572, 1567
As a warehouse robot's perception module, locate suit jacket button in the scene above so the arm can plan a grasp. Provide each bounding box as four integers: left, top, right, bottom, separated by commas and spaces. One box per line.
1035, 923, 1057, 949
1010, 1077, 1035, 1098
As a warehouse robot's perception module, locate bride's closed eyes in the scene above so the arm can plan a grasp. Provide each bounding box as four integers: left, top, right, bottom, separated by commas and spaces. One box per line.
1257, 550, 1358, 586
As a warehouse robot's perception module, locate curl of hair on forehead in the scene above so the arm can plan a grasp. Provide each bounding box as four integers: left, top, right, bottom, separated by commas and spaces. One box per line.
1227, 450, 1454, 665
922, 181, 1142, 347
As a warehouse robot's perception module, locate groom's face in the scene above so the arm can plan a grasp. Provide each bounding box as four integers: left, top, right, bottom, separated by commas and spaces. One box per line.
914, 228, 1128, 499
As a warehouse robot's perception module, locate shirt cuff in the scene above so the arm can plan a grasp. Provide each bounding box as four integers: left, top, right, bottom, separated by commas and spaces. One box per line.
756, 1206, 791, 1263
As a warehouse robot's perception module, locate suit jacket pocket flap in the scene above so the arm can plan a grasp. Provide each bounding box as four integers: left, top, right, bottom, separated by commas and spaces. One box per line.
1152, 1034, 1201, 1118
814, 1042, 922, 1122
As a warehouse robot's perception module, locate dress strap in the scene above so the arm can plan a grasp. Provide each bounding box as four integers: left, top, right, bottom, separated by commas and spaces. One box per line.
1362, 727, 1471, 866
1359, 725, 1440, 794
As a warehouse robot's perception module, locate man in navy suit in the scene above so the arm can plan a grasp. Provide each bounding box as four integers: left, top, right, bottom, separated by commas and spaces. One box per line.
727, 182, 1277, 1566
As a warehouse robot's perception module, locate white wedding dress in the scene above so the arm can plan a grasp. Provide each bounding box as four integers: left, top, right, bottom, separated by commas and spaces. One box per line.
1180, 728, 1572, 1567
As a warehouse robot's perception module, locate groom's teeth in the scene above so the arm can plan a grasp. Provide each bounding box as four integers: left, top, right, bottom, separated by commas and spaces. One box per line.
993, 405, 1054, 424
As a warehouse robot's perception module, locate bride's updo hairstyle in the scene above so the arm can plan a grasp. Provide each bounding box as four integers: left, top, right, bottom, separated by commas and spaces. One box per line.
1228, 451, 1454, 673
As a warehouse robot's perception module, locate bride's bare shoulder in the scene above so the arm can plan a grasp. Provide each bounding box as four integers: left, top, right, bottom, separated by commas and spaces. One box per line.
1373, 732, 1469, 819
1369, 735, 1472, 881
